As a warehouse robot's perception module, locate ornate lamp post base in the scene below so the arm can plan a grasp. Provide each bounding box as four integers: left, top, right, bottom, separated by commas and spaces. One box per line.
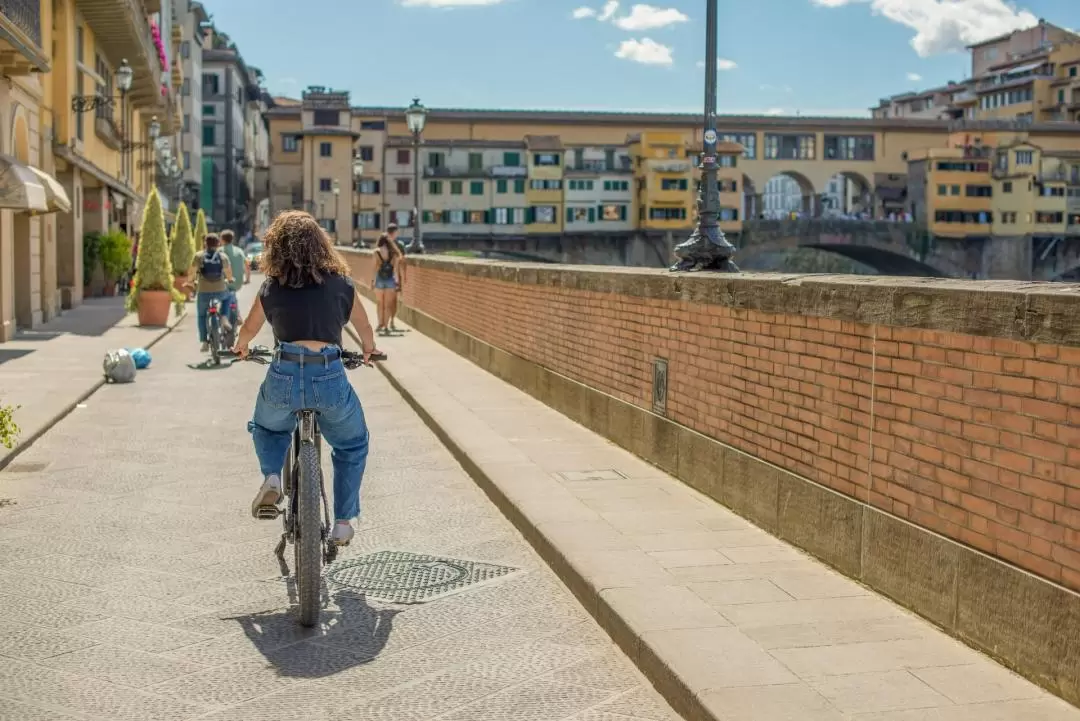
671, 226, 740, 272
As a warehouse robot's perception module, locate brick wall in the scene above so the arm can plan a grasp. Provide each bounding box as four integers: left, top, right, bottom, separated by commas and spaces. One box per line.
343, 250, 1080, 593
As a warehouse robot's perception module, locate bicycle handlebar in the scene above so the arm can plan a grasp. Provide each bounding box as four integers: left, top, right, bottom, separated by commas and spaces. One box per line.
237, 345, 385, 369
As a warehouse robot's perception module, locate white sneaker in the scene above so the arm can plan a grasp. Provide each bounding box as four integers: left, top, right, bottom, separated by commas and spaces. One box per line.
250, 474, 282, 518
200, 341, 209, 352
331, 520, 354, 546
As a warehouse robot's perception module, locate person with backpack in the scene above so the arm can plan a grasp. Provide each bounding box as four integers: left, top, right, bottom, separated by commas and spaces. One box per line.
184, 232, 235, 352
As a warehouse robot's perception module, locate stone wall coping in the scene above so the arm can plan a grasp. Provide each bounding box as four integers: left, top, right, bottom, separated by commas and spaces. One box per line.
343, 248, 1080, 346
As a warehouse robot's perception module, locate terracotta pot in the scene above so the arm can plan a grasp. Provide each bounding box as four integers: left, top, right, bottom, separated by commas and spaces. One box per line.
102, 281, 117, 297
137, 289, 172, 327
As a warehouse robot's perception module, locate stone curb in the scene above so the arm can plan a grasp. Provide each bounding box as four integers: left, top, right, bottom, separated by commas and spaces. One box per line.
0, 309, 188, 472
375, 359, 717, 721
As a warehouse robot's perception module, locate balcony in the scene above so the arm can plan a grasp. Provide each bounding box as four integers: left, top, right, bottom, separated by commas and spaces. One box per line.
488, 165, 526, 177
78, 0, 165, 109
952, 90, 976, 104
423, 166, 486, 179
0, 0, 49, 74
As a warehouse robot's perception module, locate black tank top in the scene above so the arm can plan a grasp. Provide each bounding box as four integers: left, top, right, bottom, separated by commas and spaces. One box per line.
259, 274, 356, 346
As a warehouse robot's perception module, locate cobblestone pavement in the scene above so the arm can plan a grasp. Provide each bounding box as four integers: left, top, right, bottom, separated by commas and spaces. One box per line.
0, 280, 680, 721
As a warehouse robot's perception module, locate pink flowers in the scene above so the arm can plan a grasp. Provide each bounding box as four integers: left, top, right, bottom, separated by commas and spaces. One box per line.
150, 21, 167, 70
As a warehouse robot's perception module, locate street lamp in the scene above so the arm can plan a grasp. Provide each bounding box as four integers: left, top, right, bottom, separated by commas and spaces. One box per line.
352, 154, 364, 246
116, 60, 133, 184
404, 97, 428, 254
670, 0, 738, 272
331, 179, 341, 243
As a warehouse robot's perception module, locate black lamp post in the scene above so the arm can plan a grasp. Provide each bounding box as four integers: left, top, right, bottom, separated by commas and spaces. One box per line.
404, 97, 428, 254
670, 0, 739, 272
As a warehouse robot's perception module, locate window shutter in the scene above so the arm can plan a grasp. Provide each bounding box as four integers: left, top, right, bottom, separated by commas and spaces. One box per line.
525, 207, 535, 224
374, 213, 381, 229
619, 204, 627, 220
566, 207, 573, 223
497, 179, 507, 193
588, 207, 595, 223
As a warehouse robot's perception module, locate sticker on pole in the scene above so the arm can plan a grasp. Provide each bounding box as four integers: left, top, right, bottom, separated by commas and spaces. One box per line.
704, 129, 717, 144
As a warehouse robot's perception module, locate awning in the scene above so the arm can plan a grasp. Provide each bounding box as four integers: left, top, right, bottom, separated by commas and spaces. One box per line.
0, 155, 47, 213
26, 166, 72, 214
1002, 62, 1041, 75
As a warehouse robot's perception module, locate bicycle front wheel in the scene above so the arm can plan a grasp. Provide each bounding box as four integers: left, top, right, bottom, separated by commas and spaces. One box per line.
294, 439, 323, 627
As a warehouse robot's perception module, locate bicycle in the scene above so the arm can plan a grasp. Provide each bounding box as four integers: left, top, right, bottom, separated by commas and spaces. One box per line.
237, 344, 384, 626
205, 298, 237, 366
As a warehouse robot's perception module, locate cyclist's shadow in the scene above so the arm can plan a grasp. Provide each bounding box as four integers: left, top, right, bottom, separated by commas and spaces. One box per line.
229, 586, 400, 679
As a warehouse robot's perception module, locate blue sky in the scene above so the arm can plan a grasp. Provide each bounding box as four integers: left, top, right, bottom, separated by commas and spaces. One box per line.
204, 0, 1072, 116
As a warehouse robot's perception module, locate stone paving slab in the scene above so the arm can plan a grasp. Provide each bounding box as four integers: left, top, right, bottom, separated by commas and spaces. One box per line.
358, 298, 1080, 721
0, 280, 678, 720
0, 296, 186, 470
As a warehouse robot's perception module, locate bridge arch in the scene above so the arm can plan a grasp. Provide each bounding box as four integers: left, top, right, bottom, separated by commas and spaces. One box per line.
745, 166, 882, 219
755, 170, 817, 219
738, 238, 954, 277
821, 171, 873, 217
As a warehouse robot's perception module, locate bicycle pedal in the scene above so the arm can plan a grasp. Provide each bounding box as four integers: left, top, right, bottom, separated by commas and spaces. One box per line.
253, 505, 281, 520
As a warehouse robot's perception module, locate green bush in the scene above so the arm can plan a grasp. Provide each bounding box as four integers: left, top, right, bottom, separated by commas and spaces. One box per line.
126, 187, 185, 313
99, 229, 132, 281
193, 207, 208, 250
83, 232, 102, 286
0, 403, 18, 450
171, 202, 195, 275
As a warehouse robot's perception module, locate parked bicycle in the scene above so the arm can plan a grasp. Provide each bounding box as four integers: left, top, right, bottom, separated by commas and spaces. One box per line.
236, 344, 385, 626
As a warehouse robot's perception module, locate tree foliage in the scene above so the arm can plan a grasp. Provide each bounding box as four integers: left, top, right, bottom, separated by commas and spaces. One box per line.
170, 202, 196, 275
126, 187, 184, 311
193, 208, 208, 252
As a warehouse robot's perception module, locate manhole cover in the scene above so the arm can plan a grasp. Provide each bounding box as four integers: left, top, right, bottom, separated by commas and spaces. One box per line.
327, 550, 520, 604
556, 469, 627, 482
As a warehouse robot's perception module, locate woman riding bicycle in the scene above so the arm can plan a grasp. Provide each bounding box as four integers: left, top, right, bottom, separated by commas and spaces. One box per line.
232, 210, 379, 546
372, 230, 402, 335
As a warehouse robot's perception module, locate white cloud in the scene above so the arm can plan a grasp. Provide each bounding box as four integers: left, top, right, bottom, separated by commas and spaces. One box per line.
572, 6, 596, 18
613, 4, 688, 30
398, 0, 502, 6
759, 84, 794, 93
906, 72, 922, 81
809, 0, 1038, 56
696, 57, 737, 69
764, 108, 785, 115
598, 0, 619, 21
614, 38, 673, 65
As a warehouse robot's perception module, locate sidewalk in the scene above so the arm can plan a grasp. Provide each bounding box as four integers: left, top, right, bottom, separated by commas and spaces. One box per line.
0, 297, 185, 468
0, 281, 679, 721
357, 298, 1080, 721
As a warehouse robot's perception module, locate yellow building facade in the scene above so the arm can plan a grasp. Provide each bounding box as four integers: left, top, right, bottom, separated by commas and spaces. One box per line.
523, 135, 564, 234
0, 0, 181, 339
629, 132, 694, 232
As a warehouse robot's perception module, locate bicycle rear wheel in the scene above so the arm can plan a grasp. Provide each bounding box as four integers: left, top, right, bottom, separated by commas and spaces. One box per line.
209, 321, 222, 365
294, 438, 323, 627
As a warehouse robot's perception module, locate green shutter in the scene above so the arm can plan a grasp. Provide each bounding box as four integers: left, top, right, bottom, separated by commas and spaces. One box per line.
525, 207, 535, 224
588, 207, 596, 223
515, 179, 525, 193
485, 209, 493, 224
619, 204, 627, 220
566, 207, 573, 223
496, 179, 507, 193
504, 151, 519, 166
451, 181, 462, 194
471, 181, 484, 195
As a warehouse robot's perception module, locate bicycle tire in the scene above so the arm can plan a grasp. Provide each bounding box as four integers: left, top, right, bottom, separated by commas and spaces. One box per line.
209, 322, 221, 365
295, 438, 322, 627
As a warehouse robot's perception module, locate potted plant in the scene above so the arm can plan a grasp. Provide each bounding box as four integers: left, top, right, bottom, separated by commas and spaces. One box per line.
83, 232, 103, 298
0, 402, 18, 450
126, 187, 184, 325
190, 208, 208, 301
99, 229, 132, 296
170, 203, 196, 298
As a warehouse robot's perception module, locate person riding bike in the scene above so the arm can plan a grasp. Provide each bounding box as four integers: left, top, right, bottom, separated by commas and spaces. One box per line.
232, 210, 379, 546
185, 232, 234, 352
220, 229, 249, 328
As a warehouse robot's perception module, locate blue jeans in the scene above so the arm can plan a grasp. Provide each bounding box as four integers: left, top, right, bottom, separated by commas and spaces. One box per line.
247, 343, 369, 521
196, 290, 230, 342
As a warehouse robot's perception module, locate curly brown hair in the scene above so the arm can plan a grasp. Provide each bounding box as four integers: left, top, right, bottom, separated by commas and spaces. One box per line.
261, 210, 352, 287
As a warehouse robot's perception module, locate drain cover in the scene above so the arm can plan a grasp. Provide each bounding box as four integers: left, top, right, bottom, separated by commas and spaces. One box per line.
556, 469, 627, 482
327, 550, 519, 604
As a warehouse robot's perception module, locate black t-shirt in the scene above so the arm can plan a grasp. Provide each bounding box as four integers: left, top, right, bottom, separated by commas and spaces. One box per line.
260, 273, 356, 347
